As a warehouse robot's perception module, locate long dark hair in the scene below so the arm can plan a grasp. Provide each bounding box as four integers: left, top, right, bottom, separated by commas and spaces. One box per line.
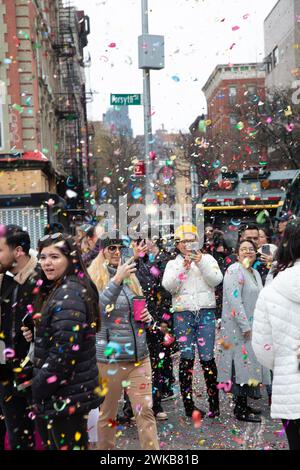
35, 234, 100, 331
273, 218, 300, 277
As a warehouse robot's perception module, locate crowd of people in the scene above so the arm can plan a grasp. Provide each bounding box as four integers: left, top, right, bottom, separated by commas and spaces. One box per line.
0, 212, 299, 450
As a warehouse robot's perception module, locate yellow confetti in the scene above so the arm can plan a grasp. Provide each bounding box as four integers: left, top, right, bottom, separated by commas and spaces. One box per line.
105, 304, 114, 313
75, 432, 81, 442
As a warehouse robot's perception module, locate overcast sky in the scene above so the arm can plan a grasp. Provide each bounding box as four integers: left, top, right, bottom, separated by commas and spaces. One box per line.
74, 0, 278, 135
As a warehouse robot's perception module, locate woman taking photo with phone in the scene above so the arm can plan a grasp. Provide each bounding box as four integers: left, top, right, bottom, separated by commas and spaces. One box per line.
218, 239, 271, 422
162, 224, 223, 418
88, 233, 159, 450
22, 233, 101, 450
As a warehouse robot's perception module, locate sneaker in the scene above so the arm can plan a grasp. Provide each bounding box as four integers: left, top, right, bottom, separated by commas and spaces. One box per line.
155, 411, 168, 421
161, 391, 179, 402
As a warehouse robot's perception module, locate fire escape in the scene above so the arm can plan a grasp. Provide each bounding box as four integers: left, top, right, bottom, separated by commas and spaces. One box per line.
53, 0, 90, 205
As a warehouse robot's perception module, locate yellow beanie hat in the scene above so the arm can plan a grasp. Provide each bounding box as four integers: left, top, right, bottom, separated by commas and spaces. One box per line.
174, 224, 198, 241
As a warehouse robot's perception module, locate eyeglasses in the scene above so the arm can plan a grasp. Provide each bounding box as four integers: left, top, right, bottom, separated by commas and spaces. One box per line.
107, 245, 122, 253
40, 232, 63, 242
240, 248, 256, 253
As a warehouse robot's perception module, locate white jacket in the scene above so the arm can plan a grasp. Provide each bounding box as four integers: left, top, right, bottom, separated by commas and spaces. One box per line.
162, 253, 223, 312
252, 260, 300, 419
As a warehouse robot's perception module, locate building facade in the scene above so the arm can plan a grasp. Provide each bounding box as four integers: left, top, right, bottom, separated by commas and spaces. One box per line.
202, 63, 267, 169
0, 0, 91, 238
264, 0, 300, 90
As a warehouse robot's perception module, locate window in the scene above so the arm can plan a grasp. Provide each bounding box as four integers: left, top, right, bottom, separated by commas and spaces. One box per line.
229, 114, 238, 127
228, 86, 237, 105
273, 46, 279, 68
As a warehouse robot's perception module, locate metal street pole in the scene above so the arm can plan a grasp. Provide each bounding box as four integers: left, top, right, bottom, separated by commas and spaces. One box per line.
141, 0, 153, 201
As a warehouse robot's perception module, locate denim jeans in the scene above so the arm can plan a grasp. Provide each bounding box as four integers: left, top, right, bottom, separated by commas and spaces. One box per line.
173, 309, 216, 361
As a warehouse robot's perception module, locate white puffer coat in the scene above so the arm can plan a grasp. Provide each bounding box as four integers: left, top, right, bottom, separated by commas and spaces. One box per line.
162, 253, 223, 312
252, 260, 300, 419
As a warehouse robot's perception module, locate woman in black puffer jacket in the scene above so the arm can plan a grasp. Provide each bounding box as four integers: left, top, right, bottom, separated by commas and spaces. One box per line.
23, 233, 101, 450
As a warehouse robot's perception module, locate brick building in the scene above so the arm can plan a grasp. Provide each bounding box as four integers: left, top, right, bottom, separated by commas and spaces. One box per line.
202, 63, 267, 169
0, 0, 91, 240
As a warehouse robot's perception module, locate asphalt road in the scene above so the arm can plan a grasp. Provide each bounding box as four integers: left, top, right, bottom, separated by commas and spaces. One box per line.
115, 352, 288, 451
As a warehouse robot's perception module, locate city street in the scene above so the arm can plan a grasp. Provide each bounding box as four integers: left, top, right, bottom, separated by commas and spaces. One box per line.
116, 352, 288, 451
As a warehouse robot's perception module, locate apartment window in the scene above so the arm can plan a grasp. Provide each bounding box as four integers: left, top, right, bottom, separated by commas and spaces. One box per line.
266, 53, 272, 74
273, 46, 279, 67
228, 86, 237, 106
247, 85, 258, 103
229, 114, 238, 127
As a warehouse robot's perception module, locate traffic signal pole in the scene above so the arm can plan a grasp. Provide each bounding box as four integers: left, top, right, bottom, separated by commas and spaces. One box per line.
141, 0, 153, 202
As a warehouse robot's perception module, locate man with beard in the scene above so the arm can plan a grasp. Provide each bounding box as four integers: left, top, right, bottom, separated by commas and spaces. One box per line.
0, 225, 38, 449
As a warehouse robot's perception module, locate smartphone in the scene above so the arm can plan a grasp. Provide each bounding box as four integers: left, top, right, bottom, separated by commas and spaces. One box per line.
121, 246, 134, 264
186, 241, 201, 252
132, 296, 146, 322
261, 244, 271, 256
22, 313, 34, 331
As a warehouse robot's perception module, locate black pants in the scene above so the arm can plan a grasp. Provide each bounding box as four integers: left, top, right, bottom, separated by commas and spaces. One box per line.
147, 331, 174, 414
0, 382, 35, 450
282, 419, 300, 450
37, 413, 88, 450
0, 405, 6, 450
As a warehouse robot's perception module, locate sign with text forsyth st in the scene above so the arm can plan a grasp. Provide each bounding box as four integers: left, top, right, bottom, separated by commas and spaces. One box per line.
110, 94, 142, 106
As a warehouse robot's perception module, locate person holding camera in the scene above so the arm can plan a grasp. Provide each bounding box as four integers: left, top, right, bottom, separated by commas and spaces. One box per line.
0, 225, 38, 449
162, 224, 223, 418
218, 239, 271, 423
88, 233, 159, 450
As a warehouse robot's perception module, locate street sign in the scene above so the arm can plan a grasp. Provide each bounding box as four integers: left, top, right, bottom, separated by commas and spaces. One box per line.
110, 94, 142, 106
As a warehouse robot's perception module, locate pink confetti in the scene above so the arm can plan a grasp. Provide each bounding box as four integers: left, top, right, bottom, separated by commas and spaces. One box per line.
264, 344, 272, 351
162, 313, 171, 321
232, 26, 240, 31
178, 336, 187, 343
229, 43, 236, 50
150, 266, 160, 278
3, 348, 15, 359
72, 345, 80, 351
178, 272, 187, 282
217, 380, 232, 392
163, 333, 175, 346
108, 42, 116, 48
27, 304, 33, 313
266, 117, 273, 124
36, 279, 43, 287
243, 14, 250, 20
197, 337, 206, 347
47, 375, 57, 384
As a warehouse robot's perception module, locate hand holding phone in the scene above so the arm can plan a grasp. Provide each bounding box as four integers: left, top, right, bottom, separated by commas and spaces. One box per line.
133, 296, 146, 322
261, 244, 271, 256
22, 313, 34, 332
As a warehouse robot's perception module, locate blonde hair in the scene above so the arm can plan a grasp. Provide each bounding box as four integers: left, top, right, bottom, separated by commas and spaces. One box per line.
88, 250, 143, 296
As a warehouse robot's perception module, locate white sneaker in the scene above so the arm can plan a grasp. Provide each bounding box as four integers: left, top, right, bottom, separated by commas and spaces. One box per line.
155, 411, 168, 421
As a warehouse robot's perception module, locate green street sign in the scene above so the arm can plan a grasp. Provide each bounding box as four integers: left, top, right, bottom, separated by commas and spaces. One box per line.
110, 94, 142, 106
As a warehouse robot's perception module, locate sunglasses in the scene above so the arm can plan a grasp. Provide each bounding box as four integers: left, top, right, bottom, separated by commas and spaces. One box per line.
107, 245, 122, 253
40, 232, 63, 242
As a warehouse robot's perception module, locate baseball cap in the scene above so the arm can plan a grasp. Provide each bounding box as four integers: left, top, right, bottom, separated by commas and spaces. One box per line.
275, 212, 293, 222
